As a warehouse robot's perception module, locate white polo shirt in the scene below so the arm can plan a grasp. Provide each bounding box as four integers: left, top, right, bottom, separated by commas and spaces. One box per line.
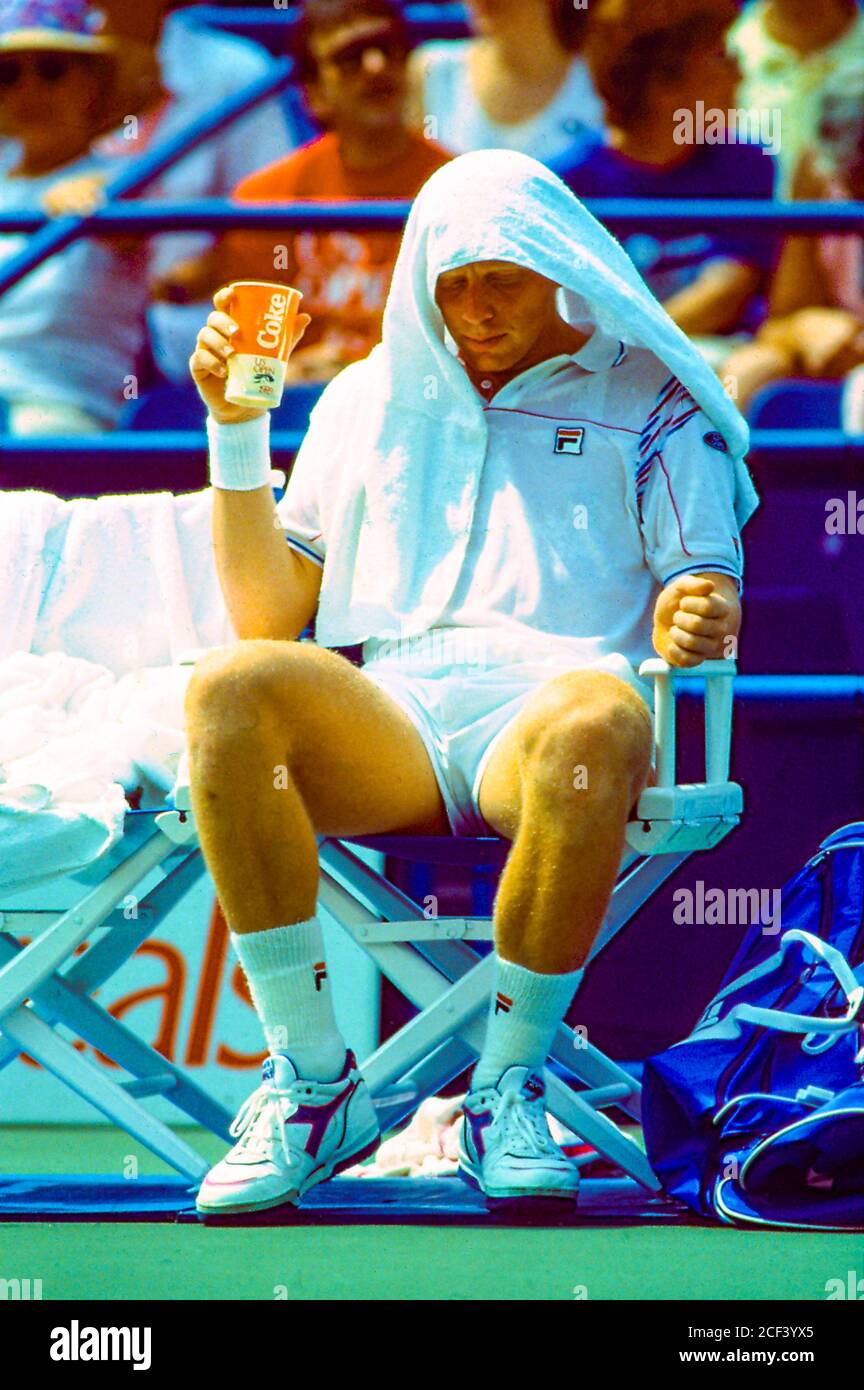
276, 329, 743, 672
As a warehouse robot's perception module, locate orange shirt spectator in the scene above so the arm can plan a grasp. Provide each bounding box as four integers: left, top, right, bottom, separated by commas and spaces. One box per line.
155, 1, 454, 382
222, 131, 450, 378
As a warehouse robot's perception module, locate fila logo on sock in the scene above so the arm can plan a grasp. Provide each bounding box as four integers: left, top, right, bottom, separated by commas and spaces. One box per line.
494, 991, 513, 1015
313, 961, 327, 992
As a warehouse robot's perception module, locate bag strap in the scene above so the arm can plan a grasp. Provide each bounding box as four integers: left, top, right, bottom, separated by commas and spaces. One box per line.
727, 930, 863, 1039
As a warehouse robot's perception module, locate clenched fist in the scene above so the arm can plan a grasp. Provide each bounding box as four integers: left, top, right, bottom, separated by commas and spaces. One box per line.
653, 573, 741, 669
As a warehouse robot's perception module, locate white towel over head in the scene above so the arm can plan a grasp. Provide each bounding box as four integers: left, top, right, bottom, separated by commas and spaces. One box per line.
295, 149, 759, 648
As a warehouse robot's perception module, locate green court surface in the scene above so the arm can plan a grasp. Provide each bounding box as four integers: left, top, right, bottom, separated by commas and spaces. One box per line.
1, 1126, 861, 1301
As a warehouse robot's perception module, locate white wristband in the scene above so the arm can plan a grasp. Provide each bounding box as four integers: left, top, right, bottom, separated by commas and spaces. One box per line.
206, 412, 274, 491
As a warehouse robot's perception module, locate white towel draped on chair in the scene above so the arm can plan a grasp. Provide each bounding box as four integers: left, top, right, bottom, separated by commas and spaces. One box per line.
0, 486, 233, 673
0, 486, 234, 889
0, 490, 65, 661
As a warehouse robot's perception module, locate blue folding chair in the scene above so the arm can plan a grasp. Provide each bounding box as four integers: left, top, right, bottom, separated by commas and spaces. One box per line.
0, 800, 233, 1181
162, 656, 742, 1191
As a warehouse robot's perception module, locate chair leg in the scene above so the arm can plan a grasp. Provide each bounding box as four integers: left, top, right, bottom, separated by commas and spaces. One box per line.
62, 842, 206, 995
0, 826, 178, 1017
0, 1003, 210, 1182
591, 851, 689, 958
548, 1025, 643, 1122
365, 978, 660, 1187
543, 1070, 661, 1192
355, 951, 494, 1097
0, 834, 233, 1138
370, 1038, 476, 1132
0, 934, 233, 1139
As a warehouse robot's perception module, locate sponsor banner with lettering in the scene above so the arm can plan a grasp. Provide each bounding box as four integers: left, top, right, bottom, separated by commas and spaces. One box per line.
0, 870, 380, 1124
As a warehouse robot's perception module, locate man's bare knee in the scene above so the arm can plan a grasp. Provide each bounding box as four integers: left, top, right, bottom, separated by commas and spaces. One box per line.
184, 640, 314, 745
521, 675, 653, 806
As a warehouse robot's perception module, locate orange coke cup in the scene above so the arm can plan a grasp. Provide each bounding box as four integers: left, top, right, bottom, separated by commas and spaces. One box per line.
223, 280, 303, 409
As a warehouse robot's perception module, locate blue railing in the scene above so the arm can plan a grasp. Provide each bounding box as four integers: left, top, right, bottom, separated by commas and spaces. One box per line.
676, 676, 864, 705
2, 194, 861, 314
2, 199, 863, 239
183, 3, 472, 47
0, 430, 859, 481
0, 0, 859, 475
1, 0, 860, 298
0, 0, 858, 298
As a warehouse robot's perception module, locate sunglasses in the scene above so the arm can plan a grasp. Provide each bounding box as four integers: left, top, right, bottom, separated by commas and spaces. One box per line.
0, 53, 75, 87
321, 31, 407, 75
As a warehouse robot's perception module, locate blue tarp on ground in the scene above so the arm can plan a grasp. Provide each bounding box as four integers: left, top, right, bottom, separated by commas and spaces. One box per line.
0, 1174, 698, 1227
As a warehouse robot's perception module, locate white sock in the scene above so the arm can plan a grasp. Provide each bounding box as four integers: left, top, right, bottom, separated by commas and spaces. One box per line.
231, 916, 348, 1082
472, 955, 585, 1090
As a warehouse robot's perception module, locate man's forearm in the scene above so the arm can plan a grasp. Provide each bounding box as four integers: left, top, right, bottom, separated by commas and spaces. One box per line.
208, 417, 317, 642
212, 486, 302, 641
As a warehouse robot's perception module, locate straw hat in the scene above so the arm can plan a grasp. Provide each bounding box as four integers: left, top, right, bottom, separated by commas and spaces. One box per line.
0, 1, 160, 116
0, 0, 119, 54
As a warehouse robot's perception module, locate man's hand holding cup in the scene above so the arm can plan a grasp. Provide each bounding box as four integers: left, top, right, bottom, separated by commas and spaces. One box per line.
190, 283, 310, 425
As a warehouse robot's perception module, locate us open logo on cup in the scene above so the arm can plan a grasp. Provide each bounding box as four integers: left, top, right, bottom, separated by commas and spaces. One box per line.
224, 281, 303, 409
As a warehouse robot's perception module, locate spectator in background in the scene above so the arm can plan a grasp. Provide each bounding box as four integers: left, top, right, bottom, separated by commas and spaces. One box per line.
0, 0, 152, 434
555, 0, 778, 378
92, 0, 298, 384
407, 0, 605, 164
158, 0, 451, 384
720, 68, 864, 416
729, 0, 864, 198
806, 73, 864, 326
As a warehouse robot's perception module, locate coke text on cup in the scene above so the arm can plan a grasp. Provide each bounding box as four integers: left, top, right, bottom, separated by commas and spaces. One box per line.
256, 290, 290, 353
224, 281, 303, 410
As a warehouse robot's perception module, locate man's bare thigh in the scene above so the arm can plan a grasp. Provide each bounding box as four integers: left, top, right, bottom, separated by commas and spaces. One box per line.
187, 640, 450, 837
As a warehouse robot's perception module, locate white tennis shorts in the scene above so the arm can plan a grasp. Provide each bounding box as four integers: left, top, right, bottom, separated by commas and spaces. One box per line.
361, 632, 653, 837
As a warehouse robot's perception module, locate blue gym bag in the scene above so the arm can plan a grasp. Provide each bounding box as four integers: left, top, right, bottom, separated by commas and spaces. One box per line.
642, 823, 864, 1229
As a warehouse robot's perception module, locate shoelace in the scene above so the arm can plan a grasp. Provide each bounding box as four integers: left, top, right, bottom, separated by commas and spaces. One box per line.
492, 1088, 559, 1158
228, 1084, 296, 1159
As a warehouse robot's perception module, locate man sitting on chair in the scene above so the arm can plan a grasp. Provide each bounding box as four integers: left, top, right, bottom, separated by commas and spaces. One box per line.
186, 151, 757, 1214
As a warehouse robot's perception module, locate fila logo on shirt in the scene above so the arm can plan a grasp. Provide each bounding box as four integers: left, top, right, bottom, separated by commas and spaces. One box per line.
313, 961, 328, 992
554, 426, 584, 455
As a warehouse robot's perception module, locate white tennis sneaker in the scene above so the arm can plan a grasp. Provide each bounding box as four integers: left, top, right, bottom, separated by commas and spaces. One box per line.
458, 1065, 581, 1202
196, 1050, 380, 1215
